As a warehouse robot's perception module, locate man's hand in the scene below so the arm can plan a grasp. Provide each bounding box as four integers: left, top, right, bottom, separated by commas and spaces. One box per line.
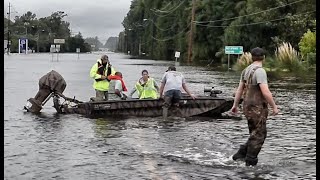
231, 105, 238, 114
272, 106, 279, 116
190, 94, 196, 100
101, 75, 107, 80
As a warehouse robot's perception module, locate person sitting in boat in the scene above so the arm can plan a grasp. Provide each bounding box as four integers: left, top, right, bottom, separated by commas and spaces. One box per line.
107, 72, 128, 100
89, 55, 116, 101
159, 66, 196, 119
129, 69, 159, 99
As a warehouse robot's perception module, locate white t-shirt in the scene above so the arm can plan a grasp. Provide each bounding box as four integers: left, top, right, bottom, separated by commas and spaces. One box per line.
108, 79, 123, 100
161, 71, 186, 93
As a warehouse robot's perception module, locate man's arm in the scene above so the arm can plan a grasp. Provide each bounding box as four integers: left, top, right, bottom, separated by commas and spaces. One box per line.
159, 82, 165, 98
233, 82, 245, 107
153, 79, 160, 92
230, 82, 245, 114
129, 86, 137, 97
259, 83, 279, 115
182, 83, 195, 99
90, 64, 106, 80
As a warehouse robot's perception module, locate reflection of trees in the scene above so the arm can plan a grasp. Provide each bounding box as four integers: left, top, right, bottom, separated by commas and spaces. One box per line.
93, 118, 126, 139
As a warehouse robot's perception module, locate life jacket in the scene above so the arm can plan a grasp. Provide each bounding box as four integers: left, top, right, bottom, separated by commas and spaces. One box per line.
96, 62, 112, 82
107, 75, 128, 91
89, 59, 116, 91
243, 66, 267, 107
135, 77, 158, 99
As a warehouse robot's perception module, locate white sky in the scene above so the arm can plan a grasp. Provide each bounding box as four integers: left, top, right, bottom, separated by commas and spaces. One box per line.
4, 0, 132, 43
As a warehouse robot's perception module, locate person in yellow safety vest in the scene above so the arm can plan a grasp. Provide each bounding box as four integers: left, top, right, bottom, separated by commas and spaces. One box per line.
89, 55, 116, 101
129, 69, 159, 99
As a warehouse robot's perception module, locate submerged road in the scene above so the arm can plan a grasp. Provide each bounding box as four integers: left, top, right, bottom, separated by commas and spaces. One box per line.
4, 52, 316, 179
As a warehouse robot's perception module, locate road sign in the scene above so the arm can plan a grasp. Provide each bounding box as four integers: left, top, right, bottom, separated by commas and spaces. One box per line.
225, 46, 243, 54
54, 39, 65, 44
76, 48, 80, 53
175, 51, 180, 58
19, 38, 28, 54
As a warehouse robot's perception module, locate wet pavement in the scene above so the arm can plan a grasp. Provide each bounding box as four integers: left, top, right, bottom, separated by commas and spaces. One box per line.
4, 52, 316, 179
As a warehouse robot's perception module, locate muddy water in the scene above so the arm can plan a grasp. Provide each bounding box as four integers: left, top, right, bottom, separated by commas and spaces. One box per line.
4, 53, 315, 179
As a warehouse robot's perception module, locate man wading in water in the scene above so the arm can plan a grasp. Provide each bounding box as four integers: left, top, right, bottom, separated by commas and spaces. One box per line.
231, 47, 279, 166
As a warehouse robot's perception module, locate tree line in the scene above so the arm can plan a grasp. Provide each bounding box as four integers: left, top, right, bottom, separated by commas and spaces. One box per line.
4, 11, 104, 53
118, 0, 316, 67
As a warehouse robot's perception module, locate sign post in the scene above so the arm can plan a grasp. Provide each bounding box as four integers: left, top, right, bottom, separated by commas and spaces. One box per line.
76, 48, 80, 60
50, 44, 55, 61
53, 39, 65, 61
56, 45, 61, 61
224, 46, 243, 71
174, 51, 180, 66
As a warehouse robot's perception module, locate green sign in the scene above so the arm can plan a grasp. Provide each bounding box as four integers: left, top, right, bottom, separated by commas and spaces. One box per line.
225, 46, 243, 54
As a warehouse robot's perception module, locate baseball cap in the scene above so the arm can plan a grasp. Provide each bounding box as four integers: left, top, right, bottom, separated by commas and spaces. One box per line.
250, 47, 265, 57
101, 55, 108, 60
166, 66, 176, 72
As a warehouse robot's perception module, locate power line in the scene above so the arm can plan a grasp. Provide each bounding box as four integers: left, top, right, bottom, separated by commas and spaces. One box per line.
151, 24, 190, 42
143, 19, 174, 32
151, 0, 186, 18
193, 0, 306, 24
194, 10, 315, 28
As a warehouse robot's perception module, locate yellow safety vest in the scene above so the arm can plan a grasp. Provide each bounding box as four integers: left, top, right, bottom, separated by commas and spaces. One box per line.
89, 62, 116, 91
135, 78, 158, 99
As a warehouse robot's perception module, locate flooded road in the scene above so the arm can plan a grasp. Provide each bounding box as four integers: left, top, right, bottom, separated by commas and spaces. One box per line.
4, 52, 316, 179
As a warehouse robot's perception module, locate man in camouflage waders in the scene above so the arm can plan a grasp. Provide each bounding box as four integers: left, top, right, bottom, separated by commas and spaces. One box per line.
231, 47, 279, 166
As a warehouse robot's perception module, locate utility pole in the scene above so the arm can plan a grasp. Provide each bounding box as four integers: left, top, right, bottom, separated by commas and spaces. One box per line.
187, 0, 196, 63
7, 2, 11, 55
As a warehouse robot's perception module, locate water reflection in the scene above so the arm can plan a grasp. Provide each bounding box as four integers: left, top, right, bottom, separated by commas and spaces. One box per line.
93, 118, 125, 139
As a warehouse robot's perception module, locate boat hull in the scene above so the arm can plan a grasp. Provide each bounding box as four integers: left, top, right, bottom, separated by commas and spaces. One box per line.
58, 96, 234, 118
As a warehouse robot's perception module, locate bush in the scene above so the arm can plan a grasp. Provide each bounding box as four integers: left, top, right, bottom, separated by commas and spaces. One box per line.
275, 42, 302, 72
233, 52, 252, 71
298, 29, 316, 62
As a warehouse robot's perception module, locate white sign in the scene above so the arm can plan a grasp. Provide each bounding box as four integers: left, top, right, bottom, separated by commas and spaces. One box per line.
54, 39, 65, 44
55, 44, 61, 52
175, 51, 180, 58
50, 44, 55, 52
76, 48, 80, 53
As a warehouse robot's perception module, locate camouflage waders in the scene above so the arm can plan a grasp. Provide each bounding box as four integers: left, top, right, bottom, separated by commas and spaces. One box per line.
233, 66, 268, 166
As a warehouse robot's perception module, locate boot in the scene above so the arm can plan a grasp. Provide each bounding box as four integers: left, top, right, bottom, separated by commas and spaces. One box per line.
245, 155, 258, 166
232, 144, 247, 161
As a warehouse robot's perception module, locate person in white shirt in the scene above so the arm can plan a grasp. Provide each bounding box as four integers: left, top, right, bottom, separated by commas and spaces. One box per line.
159, 66, 195, 119
107, 72, 128, 100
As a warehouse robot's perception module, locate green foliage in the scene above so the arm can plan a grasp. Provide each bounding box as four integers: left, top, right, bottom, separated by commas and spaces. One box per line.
233, 52, 252, 71
5, 10, 90, 53
120, 0, 316, 77
275, 42, 304, 72
298, 29, 316, 61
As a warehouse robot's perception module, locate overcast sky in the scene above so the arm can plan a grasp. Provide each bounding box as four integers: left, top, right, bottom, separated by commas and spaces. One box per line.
4, 0, 132, 43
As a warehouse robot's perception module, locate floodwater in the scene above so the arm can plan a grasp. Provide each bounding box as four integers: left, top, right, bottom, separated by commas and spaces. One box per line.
4, 52, 316, 179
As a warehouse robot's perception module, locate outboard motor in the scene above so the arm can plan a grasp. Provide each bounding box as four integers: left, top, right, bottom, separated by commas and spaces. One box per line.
24, 70, 67, 113
204, 87, 222, 97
